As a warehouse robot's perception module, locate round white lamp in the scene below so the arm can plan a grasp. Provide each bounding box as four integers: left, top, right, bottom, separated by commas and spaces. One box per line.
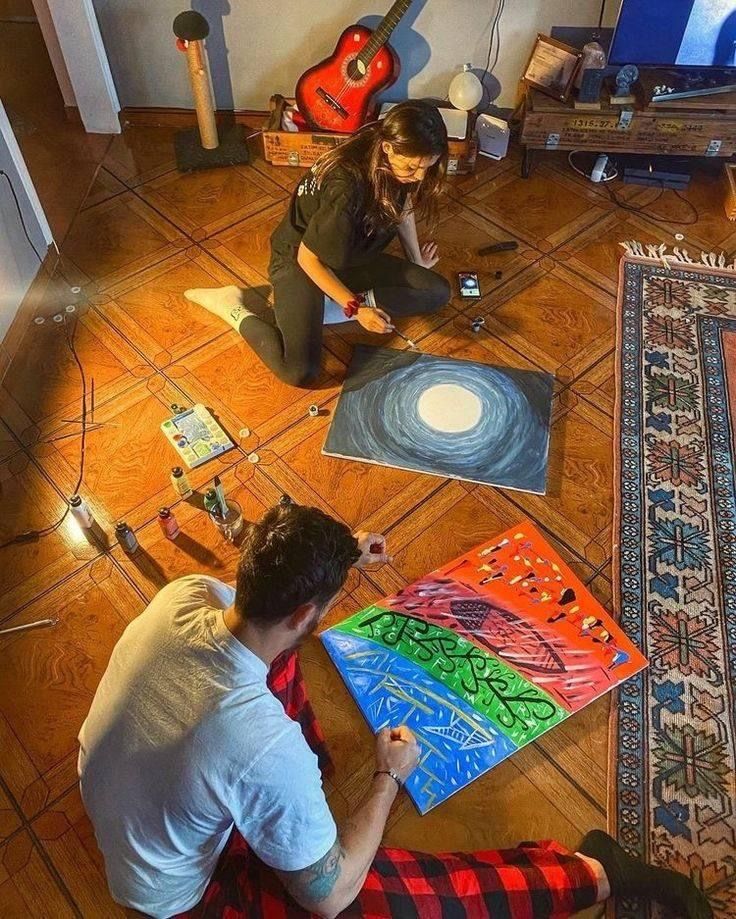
448, 63, 484, 111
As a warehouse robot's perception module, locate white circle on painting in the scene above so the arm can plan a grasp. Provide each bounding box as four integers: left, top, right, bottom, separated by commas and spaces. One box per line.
417, 384, 482, 433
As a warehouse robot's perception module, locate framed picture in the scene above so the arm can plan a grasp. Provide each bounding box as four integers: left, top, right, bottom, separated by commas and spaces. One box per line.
523, 34, 583, 102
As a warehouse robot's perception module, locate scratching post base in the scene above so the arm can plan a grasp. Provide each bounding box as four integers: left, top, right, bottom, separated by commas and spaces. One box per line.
174, 124, 251, 172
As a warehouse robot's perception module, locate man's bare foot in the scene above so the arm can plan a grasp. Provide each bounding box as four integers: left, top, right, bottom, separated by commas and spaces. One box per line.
184, 286, 254, 331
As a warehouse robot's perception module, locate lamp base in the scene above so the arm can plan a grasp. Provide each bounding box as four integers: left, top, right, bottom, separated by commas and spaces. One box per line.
174, 124, 251, 172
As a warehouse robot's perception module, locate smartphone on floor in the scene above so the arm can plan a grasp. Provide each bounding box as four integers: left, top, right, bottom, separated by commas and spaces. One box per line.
458, 271, 482, 299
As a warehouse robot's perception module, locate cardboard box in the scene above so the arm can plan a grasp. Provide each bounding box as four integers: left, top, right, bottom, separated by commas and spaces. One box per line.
262, 95, 477, 173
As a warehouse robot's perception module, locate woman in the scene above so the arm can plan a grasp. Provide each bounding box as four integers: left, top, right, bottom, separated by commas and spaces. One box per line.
185, 100, 451, 387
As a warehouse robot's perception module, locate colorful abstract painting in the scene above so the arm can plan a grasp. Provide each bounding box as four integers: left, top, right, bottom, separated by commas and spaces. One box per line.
323, 346, 554, 494
322, 521, 647, 813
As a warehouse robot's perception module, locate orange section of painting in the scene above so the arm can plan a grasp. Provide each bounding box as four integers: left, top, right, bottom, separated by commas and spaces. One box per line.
383, 521, 647, 712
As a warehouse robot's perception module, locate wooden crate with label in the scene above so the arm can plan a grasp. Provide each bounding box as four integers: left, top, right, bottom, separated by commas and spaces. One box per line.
519, 86, 736, 177
262, 95, 477, 174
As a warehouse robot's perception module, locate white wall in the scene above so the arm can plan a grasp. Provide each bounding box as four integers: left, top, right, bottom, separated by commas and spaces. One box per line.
0, 101, 53, 342
31, 0, 77, 108
92, 0, 611, 111
46, 0, 120, 133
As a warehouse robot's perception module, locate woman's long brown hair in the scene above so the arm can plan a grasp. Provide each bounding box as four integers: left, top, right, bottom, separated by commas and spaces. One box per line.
311, 100, 448, 235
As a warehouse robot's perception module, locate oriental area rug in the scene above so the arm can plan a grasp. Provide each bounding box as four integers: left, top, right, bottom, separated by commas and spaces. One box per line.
611, 245, 736, 917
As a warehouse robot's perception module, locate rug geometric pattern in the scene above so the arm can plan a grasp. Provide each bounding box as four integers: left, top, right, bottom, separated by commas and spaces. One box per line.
613, 257, 736, 917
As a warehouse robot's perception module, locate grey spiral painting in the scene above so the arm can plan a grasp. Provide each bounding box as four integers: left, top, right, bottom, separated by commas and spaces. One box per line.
323, 346, 554, 494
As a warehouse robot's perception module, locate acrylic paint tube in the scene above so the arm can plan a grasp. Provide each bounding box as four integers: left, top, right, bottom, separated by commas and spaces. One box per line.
157, 507, 180, 540
115, 521, 139, 554
69, 494, 94, 528
204, 488, 220, 516
170, 466, 193, 499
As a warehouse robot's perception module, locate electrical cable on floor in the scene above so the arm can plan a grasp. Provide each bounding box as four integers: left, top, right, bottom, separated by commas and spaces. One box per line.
0, 169, 44, 263
568, 150, 619, 183
567, 151, 700, 226
0, 314, 88, 550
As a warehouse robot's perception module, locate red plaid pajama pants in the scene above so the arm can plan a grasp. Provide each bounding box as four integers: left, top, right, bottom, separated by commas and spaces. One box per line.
178, 652, 599, 919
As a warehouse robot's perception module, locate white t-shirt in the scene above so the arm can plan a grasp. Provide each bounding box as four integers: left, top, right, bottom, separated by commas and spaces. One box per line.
78, 575, 336, 919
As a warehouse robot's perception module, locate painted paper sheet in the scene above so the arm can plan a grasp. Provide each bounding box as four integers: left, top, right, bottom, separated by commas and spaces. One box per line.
323, 346, 553, 494
321, 521, 648, 813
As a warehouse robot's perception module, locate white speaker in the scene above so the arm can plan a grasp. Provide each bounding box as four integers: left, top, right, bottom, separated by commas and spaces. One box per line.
475, 114, 510, 161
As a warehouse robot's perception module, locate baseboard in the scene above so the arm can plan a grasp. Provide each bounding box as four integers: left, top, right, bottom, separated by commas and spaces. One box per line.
121, 107, 268, 130
0, 245, 57, 384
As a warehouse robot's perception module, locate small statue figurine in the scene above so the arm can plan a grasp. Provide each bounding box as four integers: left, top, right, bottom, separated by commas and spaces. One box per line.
614, 64, 639, 101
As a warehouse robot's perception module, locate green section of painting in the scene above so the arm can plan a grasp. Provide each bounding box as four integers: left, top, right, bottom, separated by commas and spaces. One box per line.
334, 605, 568, 746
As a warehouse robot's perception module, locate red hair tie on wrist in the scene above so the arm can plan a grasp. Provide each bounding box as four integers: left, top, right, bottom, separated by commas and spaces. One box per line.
343, 293, 366, 319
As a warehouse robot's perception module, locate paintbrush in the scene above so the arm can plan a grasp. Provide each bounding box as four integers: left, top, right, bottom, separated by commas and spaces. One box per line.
213, 475, 228, 517
391, 326, 417, 350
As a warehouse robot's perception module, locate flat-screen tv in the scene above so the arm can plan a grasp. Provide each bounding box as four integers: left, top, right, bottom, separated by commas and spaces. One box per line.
609, 0, 736, 68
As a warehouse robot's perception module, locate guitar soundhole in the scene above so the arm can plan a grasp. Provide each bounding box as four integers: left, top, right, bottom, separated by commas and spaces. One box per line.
347, 59, 365, 82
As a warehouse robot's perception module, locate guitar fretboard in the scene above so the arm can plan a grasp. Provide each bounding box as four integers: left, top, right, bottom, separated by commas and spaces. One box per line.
358, 0, 413, 66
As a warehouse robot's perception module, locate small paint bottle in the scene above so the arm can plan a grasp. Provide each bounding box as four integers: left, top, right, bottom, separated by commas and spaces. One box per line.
115, 521, 139, 554
203, 488, 220, 516
157, 507, 180, 540
69, 494, 94, 528
170, 466, 192, 499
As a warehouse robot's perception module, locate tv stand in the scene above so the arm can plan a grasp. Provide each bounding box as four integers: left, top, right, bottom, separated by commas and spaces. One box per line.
519, 85, 736, 178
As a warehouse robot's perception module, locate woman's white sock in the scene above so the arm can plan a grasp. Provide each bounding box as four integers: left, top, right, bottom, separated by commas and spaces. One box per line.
184, 285, 254, 331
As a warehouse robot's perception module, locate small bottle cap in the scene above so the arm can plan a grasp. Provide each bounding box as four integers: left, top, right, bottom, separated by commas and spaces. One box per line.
172, 466, 183, 477
159, 507, 171, 518
69, 494, 82, 507
204, 488, 217, 499
115, 521, 128, 532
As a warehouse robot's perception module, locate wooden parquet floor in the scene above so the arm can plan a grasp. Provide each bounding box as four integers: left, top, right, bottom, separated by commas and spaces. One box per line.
1, 124, 731, 916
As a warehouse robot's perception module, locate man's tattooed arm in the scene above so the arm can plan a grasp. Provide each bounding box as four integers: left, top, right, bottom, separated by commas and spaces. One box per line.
279, 837, 345, 906
275, 773, 399, 918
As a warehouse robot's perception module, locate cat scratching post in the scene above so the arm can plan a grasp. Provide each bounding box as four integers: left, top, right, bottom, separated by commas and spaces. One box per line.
172, 10, 249, 172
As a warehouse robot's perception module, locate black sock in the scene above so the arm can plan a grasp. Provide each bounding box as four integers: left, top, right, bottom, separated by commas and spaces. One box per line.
578, 830, 712, 919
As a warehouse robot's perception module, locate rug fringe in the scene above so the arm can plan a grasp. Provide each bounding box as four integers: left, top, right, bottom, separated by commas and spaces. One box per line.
620, 240, 736, 272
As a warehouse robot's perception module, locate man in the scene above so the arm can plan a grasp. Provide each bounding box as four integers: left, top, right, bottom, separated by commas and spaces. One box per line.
79, 503, 712, 919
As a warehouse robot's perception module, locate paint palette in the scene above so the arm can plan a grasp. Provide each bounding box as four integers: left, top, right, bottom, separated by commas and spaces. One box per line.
323, 346, 553, 494
160, 403, 234, 468
321, 522, 647, 813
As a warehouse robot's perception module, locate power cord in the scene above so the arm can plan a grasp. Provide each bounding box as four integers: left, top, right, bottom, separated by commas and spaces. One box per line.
0, 169, 45, 263
0, 314, 88, 550
596, 0, 607, 31
567, 151, 700, 226
480, 0, 506, 102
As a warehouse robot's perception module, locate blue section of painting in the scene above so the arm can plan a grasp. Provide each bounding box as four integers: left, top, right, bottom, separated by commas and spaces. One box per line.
615, 263, 736, 917
321, 629, 518, 814
323, 346, 553, 494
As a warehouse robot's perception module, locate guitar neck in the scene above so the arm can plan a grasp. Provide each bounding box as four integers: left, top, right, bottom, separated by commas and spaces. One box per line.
358, 0, 413, 66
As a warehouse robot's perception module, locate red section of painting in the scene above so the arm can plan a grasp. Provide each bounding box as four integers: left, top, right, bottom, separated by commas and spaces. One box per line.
383, 521, 647, 712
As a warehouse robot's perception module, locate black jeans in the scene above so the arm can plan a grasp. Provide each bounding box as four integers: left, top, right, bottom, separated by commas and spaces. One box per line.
238, 253, 451, 388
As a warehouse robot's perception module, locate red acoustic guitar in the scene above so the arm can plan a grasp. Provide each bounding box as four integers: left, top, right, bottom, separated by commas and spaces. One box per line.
295, 0, 413, 133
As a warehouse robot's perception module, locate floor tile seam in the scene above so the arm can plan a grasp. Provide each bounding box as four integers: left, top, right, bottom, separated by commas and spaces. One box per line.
0, 556, 102, 625
53, 137, 116, 255
128, 181, 285, 246
197, 238, 270, 291
529, 740, 607, 820
18, 366, 163, 449
561, 346, 616, 393
0, 770, 26, 836
88, 302, 180, 377
24, 817, 83, 917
